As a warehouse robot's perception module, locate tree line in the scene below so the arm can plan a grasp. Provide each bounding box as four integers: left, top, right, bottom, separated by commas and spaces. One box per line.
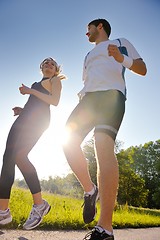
14, 139, 160, 209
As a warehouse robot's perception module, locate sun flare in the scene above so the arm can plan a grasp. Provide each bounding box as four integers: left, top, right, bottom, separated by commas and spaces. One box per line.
22, 108, 72, 179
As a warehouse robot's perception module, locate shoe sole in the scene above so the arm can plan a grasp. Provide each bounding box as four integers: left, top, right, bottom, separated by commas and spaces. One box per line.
0, 216, 12, 225
91, 193, 99, 220
23, 205, 51, 230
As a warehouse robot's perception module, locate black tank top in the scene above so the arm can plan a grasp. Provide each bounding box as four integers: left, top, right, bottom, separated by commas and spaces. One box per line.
24, 79, 50, 110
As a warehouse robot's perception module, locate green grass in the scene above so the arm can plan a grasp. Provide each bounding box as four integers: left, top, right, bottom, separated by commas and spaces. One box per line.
1, 187, 160, 230
113, 204, 160, 228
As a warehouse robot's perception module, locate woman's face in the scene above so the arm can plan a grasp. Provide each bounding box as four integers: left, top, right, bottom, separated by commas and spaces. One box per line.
41, 59, 58, 76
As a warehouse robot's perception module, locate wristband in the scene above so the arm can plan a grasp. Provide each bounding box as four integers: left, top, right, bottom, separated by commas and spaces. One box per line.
121, 55, 133, 69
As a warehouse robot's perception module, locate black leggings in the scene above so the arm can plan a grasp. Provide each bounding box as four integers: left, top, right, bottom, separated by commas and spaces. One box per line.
0, 81, 50, 199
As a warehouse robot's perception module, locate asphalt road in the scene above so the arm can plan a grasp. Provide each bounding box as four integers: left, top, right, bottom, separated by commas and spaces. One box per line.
0, 228, 159, 240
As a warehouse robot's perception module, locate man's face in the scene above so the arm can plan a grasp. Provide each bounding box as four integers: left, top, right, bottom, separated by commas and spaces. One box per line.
86, 24, 99, 43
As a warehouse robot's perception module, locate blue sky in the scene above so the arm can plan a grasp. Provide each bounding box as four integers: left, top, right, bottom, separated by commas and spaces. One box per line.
0, 0, 160, 179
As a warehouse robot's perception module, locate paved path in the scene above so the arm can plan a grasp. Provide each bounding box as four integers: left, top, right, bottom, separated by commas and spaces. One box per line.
0, 228, 159, 240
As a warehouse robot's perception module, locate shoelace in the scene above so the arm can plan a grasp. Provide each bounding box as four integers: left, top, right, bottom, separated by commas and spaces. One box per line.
81, 194, 91, 208
83, 229, 93, 240
29, 207, 42, 219
83, 228, 113, 240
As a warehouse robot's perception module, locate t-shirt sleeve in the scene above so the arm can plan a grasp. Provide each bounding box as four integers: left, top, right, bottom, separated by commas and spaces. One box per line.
120, 38, 142, 60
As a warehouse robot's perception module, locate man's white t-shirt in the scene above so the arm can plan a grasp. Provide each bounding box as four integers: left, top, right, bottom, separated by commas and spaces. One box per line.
79, 38, 142, 98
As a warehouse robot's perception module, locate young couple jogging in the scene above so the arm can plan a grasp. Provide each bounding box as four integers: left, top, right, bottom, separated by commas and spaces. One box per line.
0, 19, 147, 240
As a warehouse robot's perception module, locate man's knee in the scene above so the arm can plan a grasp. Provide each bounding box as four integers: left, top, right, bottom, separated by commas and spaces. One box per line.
63, 132, 83, 151
94, 132, 115, 152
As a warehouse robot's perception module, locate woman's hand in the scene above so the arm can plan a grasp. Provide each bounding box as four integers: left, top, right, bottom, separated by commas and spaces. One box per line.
51, 74, 67, 81
12, 107, 23, 116
19, 84, 32, 95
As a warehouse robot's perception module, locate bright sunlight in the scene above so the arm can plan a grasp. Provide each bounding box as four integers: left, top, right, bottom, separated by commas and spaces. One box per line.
15, 107, 71, 180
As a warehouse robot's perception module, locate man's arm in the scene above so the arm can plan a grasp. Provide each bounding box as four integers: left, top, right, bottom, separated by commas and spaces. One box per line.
108, 44, 147, 76
130, 58, 147, 76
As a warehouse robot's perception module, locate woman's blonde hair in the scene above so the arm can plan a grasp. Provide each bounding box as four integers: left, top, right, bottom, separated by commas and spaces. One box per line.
40, 57, 61, 76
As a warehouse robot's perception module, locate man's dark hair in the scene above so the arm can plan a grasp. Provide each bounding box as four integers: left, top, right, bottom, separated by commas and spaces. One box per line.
88, 18, 111, 37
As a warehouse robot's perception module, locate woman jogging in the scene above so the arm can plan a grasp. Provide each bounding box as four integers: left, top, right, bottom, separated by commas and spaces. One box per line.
0, 57, 66, 230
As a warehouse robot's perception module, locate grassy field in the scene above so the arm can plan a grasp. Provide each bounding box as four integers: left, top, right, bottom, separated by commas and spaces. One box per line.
1, 187, 160, 230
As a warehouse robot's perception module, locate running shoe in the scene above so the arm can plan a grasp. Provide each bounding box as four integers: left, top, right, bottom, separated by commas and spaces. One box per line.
23, 199, 51, 230
0, 209, 12, 225
83, 226, 114, 240
83, 185, 99, 224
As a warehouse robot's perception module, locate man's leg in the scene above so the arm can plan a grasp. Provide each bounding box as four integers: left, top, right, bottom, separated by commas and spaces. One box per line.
94, 132, 119, 233
63, 134, 99, 224
63, 94, 97, 193
63, 135, 94, 193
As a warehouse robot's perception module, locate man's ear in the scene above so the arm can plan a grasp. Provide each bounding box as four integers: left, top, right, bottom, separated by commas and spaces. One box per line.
98, 23, 103, 30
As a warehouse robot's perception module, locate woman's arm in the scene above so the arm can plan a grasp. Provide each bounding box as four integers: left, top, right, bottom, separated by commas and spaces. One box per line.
19, 75, 65, 106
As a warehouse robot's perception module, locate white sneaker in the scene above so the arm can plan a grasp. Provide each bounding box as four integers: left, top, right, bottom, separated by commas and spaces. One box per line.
23, 200, 51, 230
0, 209, 12, 225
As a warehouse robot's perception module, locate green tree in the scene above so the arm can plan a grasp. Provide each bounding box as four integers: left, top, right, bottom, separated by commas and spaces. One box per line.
129, 140, 160, 208
117, 150, 148, 207
41, 176, 59, 193
83, 138, 148, 207
82, 138, 124, 185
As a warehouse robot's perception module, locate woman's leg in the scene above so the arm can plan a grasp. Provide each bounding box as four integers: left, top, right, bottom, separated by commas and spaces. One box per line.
0, 145, 16, 210
0, 128, 17, 224
14, 130, 51, 230
16, 152, 43, 205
